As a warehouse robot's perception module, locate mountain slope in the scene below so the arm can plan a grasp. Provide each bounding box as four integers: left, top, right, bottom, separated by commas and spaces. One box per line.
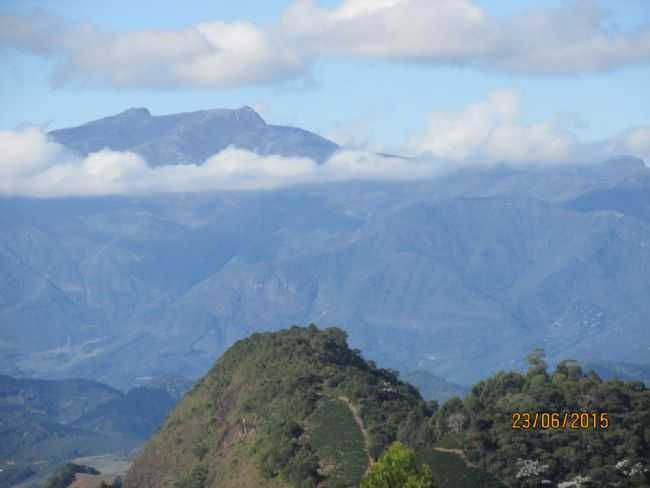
0, 375, 176, 487
48, 107, 339, 164
127, 326, 650, 487
0, 374, 121, 424
2, 169, 650, 388
124, 325, 433, 488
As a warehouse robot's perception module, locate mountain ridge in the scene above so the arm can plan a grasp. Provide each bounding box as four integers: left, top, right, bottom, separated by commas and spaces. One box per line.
2, 170, 650, 389
48, 106, 339, 165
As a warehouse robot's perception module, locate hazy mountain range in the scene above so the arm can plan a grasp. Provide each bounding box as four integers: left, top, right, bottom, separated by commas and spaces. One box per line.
1, 107, 649, 390
0, 373, 178, 487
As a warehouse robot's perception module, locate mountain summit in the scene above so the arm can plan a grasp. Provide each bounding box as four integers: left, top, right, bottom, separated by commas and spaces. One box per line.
49, 106, 339, 165
124, 325, 432, 488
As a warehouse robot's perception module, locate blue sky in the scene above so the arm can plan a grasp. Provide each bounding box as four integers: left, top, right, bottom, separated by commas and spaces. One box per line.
1, 0, 649, 157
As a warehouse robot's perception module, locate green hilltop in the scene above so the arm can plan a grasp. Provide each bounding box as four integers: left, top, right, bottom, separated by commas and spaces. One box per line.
124, 326, 502, 488
123, 326, 650, 488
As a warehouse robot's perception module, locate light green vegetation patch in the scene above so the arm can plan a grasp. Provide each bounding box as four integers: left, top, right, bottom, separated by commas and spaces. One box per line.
309, 398, 368, 488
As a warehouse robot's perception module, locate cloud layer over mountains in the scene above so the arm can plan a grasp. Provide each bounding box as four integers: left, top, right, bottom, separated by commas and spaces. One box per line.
2, 0, 650, 89
1, 90, 649, 197
0, 128, 435, 197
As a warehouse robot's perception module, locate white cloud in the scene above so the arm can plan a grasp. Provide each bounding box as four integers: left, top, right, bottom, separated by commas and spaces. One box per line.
1, 1, 649, 89
407, 90, 650, 167
282, 0, 496, 60
1, 13, 305, 89
0, 131, 317, 196
408, 90, 581, 164
0, 128, 65, 177
1, 92, 649, 197
282, 0, 650, 74
0, 127, 436, 197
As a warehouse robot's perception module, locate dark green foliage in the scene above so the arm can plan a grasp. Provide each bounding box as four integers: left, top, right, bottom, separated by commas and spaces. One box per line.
435, 351, 650, 487
43, 463, 100, 488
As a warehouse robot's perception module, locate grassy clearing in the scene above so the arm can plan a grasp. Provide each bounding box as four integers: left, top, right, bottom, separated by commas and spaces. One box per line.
309, 398, 368, 488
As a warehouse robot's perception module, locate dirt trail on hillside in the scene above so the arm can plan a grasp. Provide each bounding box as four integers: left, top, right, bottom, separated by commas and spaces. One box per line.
432, 447, 477, 468
338, 396, 374, 468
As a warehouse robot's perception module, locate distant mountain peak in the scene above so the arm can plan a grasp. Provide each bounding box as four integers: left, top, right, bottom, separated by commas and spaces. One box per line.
201, 105, 266, 126
117, 107, 151, 118
49, 105, 338, 164
237, 105, 264, 119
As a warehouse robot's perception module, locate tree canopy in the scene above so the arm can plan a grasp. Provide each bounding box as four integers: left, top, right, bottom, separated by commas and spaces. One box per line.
360, 442, 436, 488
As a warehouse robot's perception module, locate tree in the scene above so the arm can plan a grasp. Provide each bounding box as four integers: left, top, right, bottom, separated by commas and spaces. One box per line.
526, 348, 547, 375
360, 442, 436, 488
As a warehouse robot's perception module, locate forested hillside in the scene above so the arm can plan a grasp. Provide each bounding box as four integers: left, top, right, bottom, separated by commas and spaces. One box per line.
433, 351, 650, 487
124, 325, 433, 488
124, 326, 650, 488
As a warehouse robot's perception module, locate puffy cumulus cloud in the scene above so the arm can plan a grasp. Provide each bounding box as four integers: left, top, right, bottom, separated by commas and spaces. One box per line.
2, 1, 650, 89
0, 12, 305, 89
407, 90, 650, 167
0, 131, 151, 196
0, 128, 65, 177
407, 90, 584, 165
281, 0, 650, 75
